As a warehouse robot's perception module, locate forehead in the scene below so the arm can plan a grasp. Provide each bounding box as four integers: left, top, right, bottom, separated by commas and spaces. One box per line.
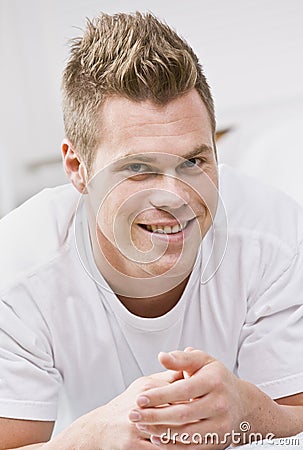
94, 89, 214, 165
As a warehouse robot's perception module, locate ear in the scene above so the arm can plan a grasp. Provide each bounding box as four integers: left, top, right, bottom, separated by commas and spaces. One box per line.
62, 139, 87, 193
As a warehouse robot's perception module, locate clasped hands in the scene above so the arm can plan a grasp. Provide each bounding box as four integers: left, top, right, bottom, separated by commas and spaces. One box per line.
129, 348, 247, 448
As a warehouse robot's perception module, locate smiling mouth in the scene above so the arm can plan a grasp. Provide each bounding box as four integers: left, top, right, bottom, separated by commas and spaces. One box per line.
138, 221, 189, 235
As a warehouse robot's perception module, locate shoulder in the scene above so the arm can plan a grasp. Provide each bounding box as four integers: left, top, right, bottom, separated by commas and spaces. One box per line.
0, 184, 80, 292
218, 164, 303, 251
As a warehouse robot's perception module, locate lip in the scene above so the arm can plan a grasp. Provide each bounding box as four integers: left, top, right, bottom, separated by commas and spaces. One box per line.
138, 220, 189, 227
136, 218, 196, 242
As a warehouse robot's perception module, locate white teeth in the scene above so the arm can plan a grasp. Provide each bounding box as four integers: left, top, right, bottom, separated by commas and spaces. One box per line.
143, 221, 188, 234
172, 224, 180, 233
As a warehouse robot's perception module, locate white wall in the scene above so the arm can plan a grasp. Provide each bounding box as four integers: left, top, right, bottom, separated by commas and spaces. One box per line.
1, 0, 303, 215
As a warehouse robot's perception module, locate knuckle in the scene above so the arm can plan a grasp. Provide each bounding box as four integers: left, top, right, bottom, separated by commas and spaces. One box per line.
142, 382, 154, 391
139, 376, 156, 391
210, 365, 226, 391
217, 362, 228, 378
214, 396, 228, 414
182, 380, 192, 399
210, 373, 222, 390
143, 412, 154, 424
178, 403, 191, 422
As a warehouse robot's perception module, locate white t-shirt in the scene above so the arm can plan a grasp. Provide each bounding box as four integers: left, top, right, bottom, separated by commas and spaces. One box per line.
0, 164, 303, 434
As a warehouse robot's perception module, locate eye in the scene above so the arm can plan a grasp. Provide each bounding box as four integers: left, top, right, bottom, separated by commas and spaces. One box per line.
127, 163, 150, 173
181, 157, 204, 169
183, 158, 199, 168
123, 162, 156, 181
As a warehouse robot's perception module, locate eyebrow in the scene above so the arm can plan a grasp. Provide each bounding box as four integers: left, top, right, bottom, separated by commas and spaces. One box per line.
182, 144, 213, 160
112, 144, 213, 166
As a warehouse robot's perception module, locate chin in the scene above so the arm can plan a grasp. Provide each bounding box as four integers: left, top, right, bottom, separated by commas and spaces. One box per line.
141, 253, 196, 278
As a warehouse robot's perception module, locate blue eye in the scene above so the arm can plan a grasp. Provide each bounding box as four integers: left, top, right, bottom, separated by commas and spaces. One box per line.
183, 158, 200, 168
186, 158, 197, 167
128, 163, 149, 173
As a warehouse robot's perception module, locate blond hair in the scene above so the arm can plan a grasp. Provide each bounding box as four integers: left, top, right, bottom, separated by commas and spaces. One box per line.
62, 12, 216, 173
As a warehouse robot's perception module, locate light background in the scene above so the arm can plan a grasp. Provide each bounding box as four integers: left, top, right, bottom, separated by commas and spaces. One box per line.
1, 0, 303, 216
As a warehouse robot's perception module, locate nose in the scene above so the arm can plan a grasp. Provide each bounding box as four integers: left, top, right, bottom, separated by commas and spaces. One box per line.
148, 175, 189, 210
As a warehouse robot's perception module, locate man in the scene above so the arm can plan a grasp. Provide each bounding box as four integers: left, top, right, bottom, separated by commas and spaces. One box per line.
0, 12, 302, 450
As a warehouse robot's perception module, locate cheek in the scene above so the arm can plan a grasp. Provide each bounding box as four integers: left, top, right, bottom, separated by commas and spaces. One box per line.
93, 191, 121, 238
194, 170, 218, 215
97, 186, 141, 235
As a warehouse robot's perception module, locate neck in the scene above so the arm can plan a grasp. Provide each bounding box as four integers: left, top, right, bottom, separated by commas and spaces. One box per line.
117, 276, 189, 318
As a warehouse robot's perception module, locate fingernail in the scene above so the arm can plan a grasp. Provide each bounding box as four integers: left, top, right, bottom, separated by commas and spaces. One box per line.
151, 435, 161, 446
136, 424, 147, 431
168, 352, 176, 360
137, 395, 150, 407
129, 410, 142, 422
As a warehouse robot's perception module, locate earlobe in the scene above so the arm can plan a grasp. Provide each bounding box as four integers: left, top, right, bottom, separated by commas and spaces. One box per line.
79, 162, 88, 194
61, 139, 87, 193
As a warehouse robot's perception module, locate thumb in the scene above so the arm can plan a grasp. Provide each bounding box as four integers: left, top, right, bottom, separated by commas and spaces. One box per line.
158, 349, 214, 376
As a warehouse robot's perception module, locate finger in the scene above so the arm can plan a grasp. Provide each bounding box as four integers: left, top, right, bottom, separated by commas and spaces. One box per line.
129, 428, 160, 449
136, 372, 212, 408
140, 423, 196, 440
183, 347, 195, 379
140, 437, 162, 449
134, 390, 227, 425
184, 346, 195, 352
134, 427, 162, 448
137, 425, 154, 440
150, 436, 185, 449
131, 396, 210, 425
150, 368, 184, 384
158, 350, 213, 376
149, 433, 218, 449
141, 420, 217, 447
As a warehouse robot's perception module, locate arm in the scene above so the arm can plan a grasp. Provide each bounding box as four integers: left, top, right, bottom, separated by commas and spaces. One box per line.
7, 445, 44, 450
2, 370, 182, 450
0, 418, 53, 450
42, 370, 182, 450
276, 392, 303, 407
130, 350, 303, 447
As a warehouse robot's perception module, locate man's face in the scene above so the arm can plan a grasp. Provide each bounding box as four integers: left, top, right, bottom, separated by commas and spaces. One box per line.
86, 89, 218, 283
